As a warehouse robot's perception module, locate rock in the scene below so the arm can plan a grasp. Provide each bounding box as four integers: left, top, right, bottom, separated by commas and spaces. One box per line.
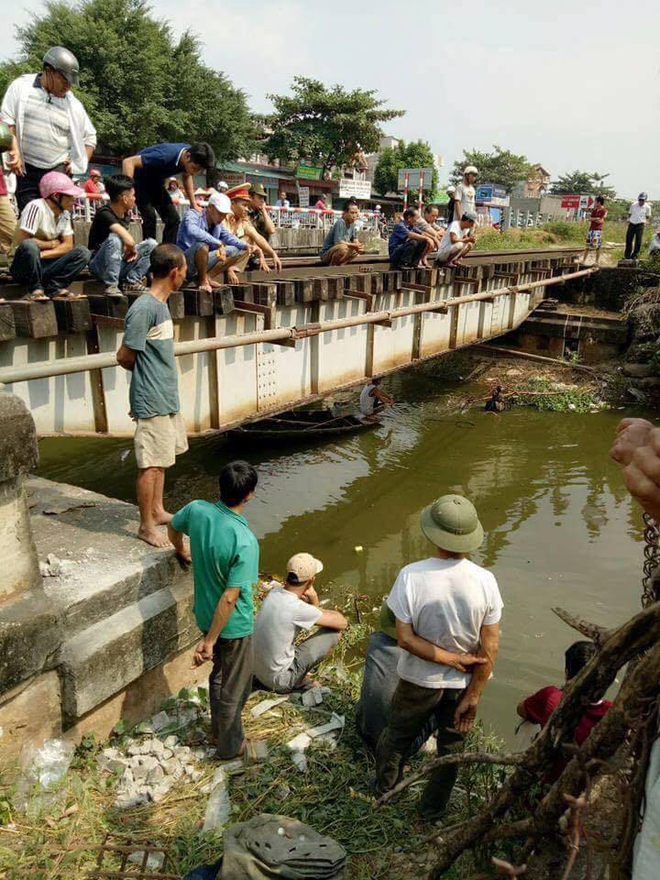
150, 782, 173, 803
505, 368, 522, 377
127, 743, 147, 757
146, 764, 165, 785
202, 769, 231, 832
150, 711, 171, 732
127, 851, 165, 870
119, 767, 134, 788
131, 755, 158, 780
250, 696, 289, 718
623, 363, 654, 378
301, 688, 323, 708
159, 758, 184, 780
163, 735, 179, 750
245, 740, 269, 764
184, 764, 203, 781
174, 746, 192, 762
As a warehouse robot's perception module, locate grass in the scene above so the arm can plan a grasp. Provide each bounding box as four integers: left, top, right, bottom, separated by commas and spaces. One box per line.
506, 376, 604, 413
0, 621, 507, 880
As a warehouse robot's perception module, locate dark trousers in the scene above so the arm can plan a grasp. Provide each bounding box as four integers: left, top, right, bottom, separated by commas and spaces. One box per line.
625, 222, 645, 259
135, 178, 180, 243
270, 627, 340, 693
390, 238, 427, 269
375, 680, 465, 819
16, 162, 68, 212
210, 635, 253, 759
10, 239, 91, 296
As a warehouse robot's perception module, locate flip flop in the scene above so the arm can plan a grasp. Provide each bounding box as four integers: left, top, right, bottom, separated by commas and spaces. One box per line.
22, 289, 49, 302
52, 290, 87, 300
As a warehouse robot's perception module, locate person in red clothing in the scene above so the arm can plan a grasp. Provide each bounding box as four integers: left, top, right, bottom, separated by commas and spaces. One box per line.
517, 640, 612, 782
582, 195, 607, 265
84, 168, 103, 200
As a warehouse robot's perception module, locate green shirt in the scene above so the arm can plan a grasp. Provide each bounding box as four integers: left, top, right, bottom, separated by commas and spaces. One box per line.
171, 500, 259, 638
122, 294, 179, 419
248, 208, 271, 241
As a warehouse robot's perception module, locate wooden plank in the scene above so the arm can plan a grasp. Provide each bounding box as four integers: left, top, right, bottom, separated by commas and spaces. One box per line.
354, 274, 372, 294
86, 294, 128, 319
313, 278, 329, 301
183, 287, 214, 317
291, 277, 314, 303
328, 276, 346, 300
86, 321, 109, 433
272, 280, 295, 307
53, 298, 92, 334
0, 302, 17, 342
228, 283, 254, 304
214, 287, 235, 315
9, 301, 58, 339
370, 272, 384, 294
168, 290, 184, 320
251, 283, 278, 307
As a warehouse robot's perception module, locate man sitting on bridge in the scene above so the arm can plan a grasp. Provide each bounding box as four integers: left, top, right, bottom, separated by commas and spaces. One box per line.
176, 191, 248, 289
247, 183, 281, 271
435, 211, 477, 267
388, 207, 429, 269
319, 198, 365, 265
253, 553, 348, 693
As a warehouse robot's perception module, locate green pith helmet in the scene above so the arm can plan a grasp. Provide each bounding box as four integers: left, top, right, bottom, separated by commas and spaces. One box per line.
0, 121, 13, 152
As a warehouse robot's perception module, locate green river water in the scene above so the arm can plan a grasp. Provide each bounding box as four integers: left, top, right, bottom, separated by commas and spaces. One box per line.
36, 365, 646, 746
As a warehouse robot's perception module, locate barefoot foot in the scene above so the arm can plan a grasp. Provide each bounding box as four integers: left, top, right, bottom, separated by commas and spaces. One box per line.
153, 510, 173, 525
138, 526, 171, 548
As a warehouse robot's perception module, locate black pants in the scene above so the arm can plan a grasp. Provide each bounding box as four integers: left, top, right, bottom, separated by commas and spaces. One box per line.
625, 222, 645, 260
16, 162, 69, 212
10, 239, 91, 296
135, 177, 180, 243
375, 680, 465, 819
210, 635, 254, 759
390, 238, 427, 269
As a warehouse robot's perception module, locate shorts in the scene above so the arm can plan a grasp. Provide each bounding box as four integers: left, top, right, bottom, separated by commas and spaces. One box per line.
586, 229, 602, 250
134, 412, 189, 469
185, 241, 222, 279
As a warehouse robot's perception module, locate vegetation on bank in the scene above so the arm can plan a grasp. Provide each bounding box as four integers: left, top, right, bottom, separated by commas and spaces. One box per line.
0, 618, 506, 880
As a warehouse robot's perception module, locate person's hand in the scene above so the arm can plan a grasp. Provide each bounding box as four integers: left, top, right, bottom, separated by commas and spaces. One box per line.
446, 653, 488, 673
227, 267, 239, 285
124, 245, 138, 263
259, 257, 271, 273
304, 586, 320, 606
272, 254, 282, 272
611, 418, 654, 466
8, 149, 23, 176
191, 638, 214, 668
355, 241, 365, 253
622, 427, 660, 521
454, 692, 480, 733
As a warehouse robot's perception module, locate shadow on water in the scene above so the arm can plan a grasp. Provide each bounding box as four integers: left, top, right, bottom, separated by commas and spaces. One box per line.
37, 367, 648, 745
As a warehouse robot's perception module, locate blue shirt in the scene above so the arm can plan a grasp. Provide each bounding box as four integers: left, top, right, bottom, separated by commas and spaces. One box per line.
136, 142, 191, 181
320, 217, 357, 257
176, 209, 247, 252
388, 220, 422, 256
122, 294, 179, 418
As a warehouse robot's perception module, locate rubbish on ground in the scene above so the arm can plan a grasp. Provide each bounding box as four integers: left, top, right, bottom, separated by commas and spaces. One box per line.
245, 740, 269, 763
127, 850, 166, 870
150, 710, 172, 731
250, 696, 289, 718
354, 545, 363, 553
14, 738, 76, 811
202, 769, 231, 832
286, 714, 345, 771
301, 687, 323, 707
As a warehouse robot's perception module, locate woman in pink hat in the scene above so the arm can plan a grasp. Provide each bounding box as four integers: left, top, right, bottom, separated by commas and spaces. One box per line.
10, 170, 90, 301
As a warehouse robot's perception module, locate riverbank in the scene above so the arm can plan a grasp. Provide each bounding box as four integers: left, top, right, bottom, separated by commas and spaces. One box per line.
0, 627, 503, 880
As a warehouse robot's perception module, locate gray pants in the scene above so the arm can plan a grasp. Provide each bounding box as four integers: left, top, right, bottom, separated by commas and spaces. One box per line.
210, 635, 253, 759
270, 628, 340, 694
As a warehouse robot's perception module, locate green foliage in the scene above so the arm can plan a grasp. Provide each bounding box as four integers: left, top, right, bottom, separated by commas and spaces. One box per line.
551, 170, 617, 199
71, 732, 101, 770
509, 377, 602, 412
541, 220, 580, 241
263, 76, 404, 173
373, 139, 438, 198
450, 144, 535, 193
0, 0, 258, 159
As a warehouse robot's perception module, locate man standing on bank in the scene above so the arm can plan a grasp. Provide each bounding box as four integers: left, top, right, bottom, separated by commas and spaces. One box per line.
116, 244, 189, 547
624, 192, 652, 261
167, 461, 259, 761
122, 142, 215, 244
1, 47, 97, 212
375, 494, 502, 822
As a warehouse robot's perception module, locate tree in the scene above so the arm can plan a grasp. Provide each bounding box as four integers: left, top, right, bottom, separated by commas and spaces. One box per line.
551, 170, 617, 199
262, 76, 404, 175
374, 139, 438, 198
450, 145, 535, 193
0, 0, 258, 161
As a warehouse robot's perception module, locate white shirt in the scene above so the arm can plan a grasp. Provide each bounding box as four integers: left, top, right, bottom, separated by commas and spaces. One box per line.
387, 557, 503, 689
253, 586, 323, 688
20, 85, 70, 168
454, 182, 476, 218
276, 199, 290, 208
19, 198, 73, 241
359, 382, 378, 415
438, 220, 467, 256
630, 201, 652, 224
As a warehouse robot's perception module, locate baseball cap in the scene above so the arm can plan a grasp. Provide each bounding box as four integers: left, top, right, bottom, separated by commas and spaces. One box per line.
217, 181, 229, 191
639, 192, 648, 200
419, 494, 484, 553
464, 165, 479, 176
463, 210, 478, 222
39, 170, 84, 200
286, 552, 324, 584
208, 192, 231, 214
89, 168, 101, 177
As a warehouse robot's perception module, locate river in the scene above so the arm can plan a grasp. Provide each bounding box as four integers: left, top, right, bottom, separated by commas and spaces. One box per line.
37, 363, 646, 746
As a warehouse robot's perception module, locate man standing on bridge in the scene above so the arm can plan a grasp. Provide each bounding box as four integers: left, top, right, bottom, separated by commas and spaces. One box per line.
453, 166, 478, 221
116, 244, 189, 548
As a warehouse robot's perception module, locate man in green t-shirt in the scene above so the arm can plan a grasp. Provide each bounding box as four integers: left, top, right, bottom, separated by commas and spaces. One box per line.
168, 461, 259, 760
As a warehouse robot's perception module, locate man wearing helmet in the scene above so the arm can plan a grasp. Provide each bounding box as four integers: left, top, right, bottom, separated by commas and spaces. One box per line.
10, 171, 90, 301
454, 166, 478, 222
1, 47, 97, 212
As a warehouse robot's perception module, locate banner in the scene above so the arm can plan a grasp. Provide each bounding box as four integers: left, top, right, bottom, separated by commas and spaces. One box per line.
397, 167, 434, 191
296, 164, 323, 181
297, 186, 310, 208
338, 178, 372, 199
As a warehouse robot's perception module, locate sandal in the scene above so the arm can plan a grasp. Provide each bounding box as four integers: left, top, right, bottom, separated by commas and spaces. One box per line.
52, 289, 87, 300
22, 289, 49, 302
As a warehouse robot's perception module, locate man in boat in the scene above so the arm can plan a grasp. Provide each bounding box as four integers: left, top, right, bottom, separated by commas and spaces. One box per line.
359, 377, 394, 421
253, 553, 348, 693
167, 461, 260, 761
319, 198, 365, 265
375, 495, 502, 821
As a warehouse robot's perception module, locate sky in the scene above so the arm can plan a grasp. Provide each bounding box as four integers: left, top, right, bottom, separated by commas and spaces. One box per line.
2, 0, 659, 199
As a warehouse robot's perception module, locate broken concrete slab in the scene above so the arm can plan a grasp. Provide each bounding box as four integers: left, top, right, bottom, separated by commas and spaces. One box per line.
250, 696, 289, 718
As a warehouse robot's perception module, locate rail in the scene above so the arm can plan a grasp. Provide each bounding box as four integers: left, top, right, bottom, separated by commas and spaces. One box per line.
0, 267, 597, 387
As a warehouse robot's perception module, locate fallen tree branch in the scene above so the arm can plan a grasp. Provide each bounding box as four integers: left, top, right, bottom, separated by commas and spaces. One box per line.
376, 753, 523, 806
552, 607, 612, 646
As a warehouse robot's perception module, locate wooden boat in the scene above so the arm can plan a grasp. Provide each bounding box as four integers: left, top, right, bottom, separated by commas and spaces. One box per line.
229, 409, 377, 442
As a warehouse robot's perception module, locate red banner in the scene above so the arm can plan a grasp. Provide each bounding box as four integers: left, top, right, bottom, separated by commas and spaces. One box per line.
560, 195, 581, 209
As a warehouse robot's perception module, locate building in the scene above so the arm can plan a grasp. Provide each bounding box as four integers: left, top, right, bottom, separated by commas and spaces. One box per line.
513, 165, 552, 198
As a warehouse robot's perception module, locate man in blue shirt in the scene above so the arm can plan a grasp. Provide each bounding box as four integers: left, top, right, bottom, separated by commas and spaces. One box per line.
388, 207, 431, 269
177, 192, 248, 289
319, 199, 365, 265
116, 244, 188, 548
122, 142, 215, 244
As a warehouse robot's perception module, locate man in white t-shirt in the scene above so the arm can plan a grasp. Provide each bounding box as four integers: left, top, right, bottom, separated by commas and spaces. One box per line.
625, 192, 653, 260
253, 553, 348, 693
436, 211, 477, 267
359, 377, 394, 421
375, 494, 503, 821
453, 166, 478, 221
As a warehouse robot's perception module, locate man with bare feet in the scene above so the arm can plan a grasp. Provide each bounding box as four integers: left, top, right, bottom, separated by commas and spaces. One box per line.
168, 461, 259, 760
116, 244, 188, 547
176, 191, 247, 290
435, 211, 477, 267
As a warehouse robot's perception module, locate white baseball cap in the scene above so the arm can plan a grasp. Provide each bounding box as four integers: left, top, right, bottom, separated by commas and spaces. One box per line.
286, 553, 324, 584
217, 180, 229, 191
208, 192, 232, 213
464, 165, 478, 176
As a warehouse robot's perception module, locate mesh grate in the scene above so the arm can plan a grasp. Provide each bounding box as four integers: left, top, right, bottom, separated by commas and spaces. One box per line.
87, 833, 178, 879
